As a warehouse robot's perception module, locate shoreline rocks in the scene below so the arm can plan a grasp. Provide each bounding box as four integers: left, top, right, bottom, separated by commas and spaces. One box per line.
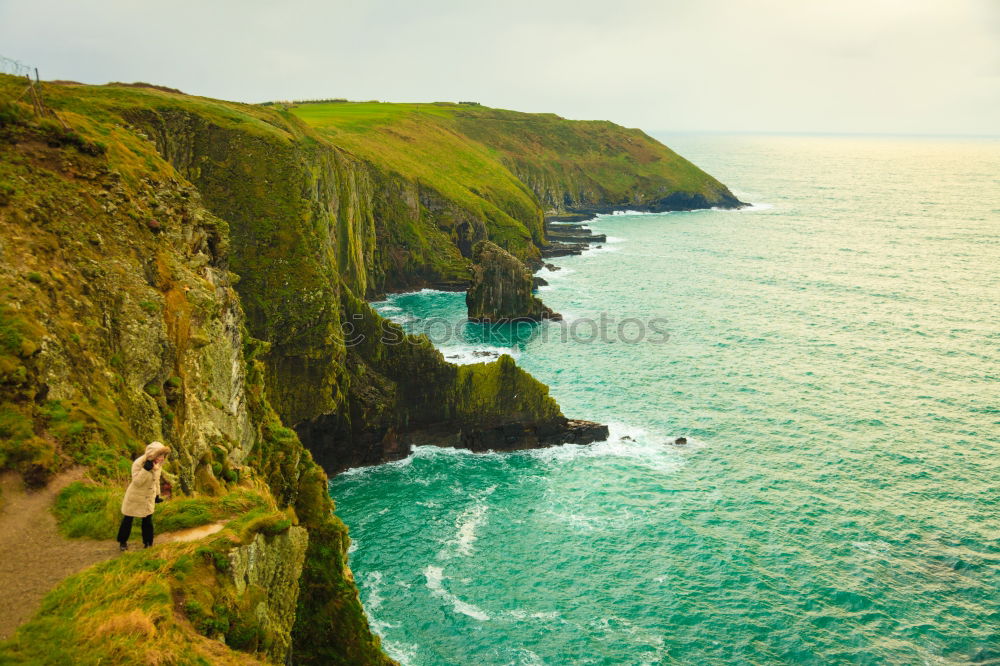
541, 218, 605, 258
467, 241, 561, 322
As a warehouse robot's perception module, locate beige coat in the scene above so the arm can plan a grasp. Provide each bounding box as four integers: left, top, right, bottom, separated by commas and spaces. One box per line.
121, 442, 169, 518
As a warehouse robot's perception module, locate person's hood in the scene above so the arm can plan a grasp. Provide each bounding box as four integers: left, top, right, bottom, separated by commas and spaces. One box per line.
144, 441, 170, 460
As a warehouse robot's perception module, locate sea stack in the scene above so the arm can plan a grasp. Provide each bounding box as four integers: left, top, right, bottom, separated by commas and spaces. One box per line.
467, 241, 561, 322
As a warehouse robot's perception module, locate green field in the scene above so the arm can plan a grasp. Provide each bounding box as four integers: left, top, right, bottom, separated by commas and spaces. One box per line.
289, 100, 738, 217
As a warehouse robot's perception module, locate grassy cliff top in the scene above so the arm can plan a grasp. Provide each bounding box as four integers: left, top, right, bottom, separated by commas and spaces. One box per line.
291, 101, 544, 248
289, 100, 740, 211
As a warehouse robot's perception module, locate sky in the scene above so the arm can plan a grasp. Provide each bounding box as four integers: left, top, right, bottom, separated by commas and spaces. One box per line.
1, 0, 997, 135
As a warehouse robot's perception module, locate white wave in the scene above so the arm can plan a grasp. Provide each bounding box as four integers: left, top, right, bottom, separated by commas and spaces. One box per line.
723, 191, 774, 212
376, 304, 402, 313
712, 201, 774, 212
338, 452, 416, 476
382, 313, 419, 326
573, 242, 621, 257
536, 265, 574, 279
382, 640, 420, 666
383, 287, 453, 297
439, 345, 515, 365
350, 443, 504, 473
362, 571, 385, 611
603, 235, 626, 243
424, 565, 491, 621
438, 487, 496, 559
509, 648, 545, 665
852, 540, 892, 555
519, 421, 696, 474
452, 503, 487, 557
608, 209, 657, 216
412, 444, 494, 459
360, 571, 420, 666
500, 609, 563, 623
544, 509, 601, 532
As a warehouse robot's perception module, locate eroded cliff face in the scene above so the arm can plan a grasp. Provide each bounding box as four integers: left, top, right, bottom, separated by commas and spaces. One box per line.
295, 292, 609, 473
0, 102, 251, 493
120, 103, 594, 473
451, 109, 745, 214
466, 241, 558, 322
227, 526, 309, 662
0, 88, 390, 664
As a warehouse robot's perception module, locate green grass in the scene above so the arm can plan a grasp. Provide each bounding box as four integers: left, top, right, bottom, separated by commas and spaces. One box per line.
0, 508, 297, 665
289, 100, 737, 229
291, 100, 543, 258
53, 482, 270, 540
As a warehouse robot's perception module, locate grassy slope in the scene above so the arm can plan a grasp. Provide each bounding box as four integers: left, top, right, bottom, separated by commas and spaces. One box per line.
292, 102, 544, 254
452, 107, 736, 205
289, 101, 739, 214
0, 503, 296, 665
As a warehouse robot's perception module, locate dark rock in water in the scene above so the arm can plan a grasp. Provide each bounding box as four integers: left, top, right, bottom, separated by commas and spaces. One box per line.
543, 263, 561, 272
472, 350, 498, 358
541, 242, 588, 258
532, 276, 549, 290
394, 417, 610, 457
620, 435, 634, 442
546, 222, 591, 233
550, 419, 610, 445
547, 231, 607, 244
545, 212, 596, 223
673, 437, 688, 445
556, 190, 746, 216
467, 240, 560, 322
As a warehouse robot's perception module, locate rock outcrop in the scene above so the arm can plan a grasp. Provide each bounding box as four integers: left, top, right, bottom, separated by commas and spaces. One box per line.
466, 241, 559, 322
227, 526, 309, 662
541, 219, 607, 258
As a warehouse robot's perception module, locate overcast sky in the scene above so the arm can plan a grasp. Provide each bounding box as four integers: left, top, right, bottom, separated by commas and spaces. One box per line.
1, 0, 997, 135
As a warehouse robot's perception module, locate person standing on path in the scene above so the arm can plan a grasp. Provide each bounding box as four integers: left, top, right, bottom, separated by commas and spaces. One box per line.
117, 441, 170, 551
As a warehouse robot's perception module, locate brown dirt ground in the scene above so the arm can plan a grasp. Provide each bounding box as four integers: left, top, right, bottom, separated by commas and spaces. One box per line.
0, 469, 226, 640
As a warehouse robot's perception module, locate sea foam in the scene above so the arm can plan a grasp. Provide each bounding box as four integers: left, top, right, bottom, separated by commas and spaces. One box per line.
424, 565, 491, 621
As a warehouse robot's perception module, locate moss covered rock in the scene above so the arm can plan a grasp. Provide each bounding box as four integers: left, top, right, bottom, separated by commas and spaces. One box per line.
466, 241, 559, 322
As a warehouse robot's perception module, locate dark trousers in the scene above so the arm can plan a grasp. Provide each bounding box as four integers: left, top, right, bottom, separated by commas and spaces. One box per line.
117, 514, 154, 546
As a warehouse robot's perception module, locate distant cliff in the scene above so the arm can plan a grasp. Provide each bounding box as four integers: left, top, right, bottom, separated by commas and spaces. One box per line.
0, 75, 739, 663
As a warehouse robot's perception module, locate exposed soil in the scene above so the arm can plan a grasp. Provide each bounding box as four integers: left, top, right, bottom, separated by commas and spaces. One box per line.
0, 470, 226, 640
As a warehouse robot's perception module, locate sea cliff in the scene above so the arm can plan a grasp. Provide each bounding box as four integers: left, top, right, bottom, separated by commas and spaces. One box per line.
0, 76, 737, 663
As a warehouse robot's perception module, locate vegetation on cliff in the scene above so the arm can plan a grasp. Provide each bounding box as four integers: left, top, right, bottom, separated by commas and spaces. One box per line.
0, 81, 390, 664
290, 101, 743, 219
466, 241, 558, 322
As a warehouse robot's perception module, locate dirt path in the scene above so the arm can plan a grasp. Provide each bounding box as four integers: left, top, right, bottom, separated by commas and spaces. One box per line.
0, 469, 115, 641
0, 470, 226, 641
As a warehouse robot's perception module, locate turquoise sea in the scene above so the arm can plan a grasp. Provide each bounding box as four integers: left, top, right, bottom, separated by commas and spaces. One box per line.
330, 134, 1000, 665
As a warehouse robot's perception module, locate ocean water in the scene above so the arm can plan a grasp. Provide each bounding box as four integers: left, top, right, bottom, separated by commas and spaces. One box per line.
330, 134, 1000, 665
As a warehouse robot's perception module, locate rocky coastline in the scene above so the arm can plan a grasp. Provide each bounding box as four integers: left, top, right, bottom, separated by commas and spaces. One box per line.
0, 75, 743, 665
